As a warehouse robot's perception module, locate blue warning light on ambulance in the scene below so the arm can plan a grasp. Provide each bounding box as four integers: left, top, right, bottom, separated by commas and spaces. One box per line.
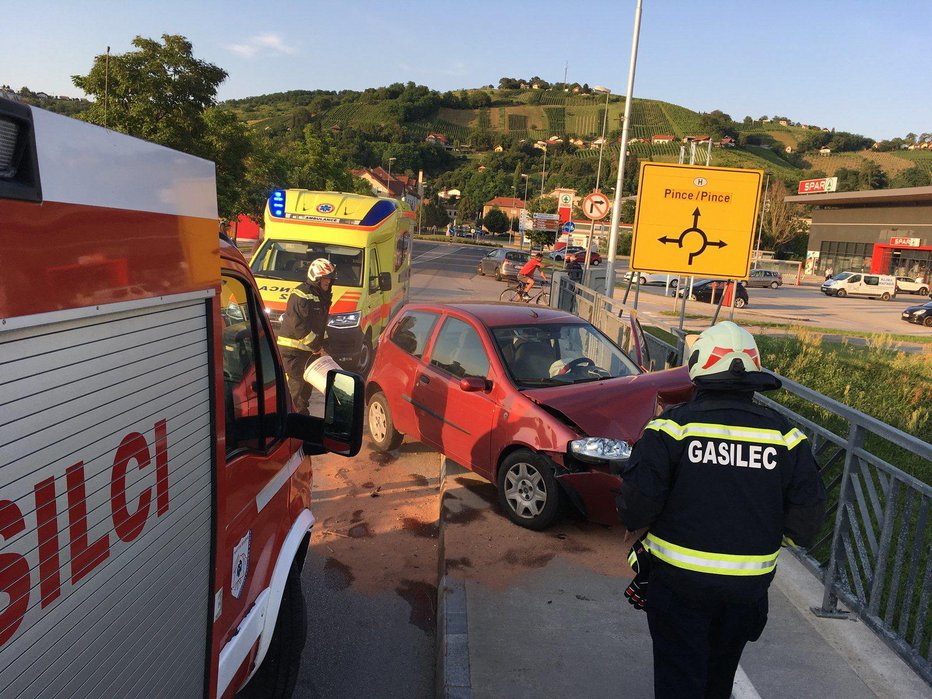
269, 189, 286, 218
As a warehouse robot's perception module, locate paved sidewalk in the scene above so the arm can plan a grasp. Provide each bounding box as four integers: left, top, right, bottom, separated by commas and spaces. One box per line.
437, 461, 931, 699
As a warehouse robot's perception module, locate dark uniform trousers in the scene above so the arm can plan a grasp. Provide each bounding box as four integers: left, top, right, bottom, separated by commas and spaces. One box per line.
281, 349, 317, 414
647, 573, 768, 699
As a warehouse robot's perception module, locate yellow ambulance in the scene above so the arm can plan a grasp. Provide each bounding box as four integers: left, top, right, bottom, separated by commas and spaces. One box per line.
250, 189, 413, 373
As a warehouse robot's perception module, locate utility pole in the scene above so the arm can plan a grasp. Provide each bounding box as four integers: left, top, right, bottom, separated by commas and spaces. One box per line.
521, 173, 530, 251
605, 0, 644, 298
541, 145, 547, 198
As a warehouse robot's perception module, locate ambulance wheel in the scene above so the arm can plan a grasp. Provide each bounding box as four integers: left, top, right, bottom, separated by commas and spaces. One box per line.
836, 289, 847, 298
237, 561, 306, 699
368, 391, 403, 451
881, 292, 891, 301
355, 332, 373, 375
497, 449, 560, 531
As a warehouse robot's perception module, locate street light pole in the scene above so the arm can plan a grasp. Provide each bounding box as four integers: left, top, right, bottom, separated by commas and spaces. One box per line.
521, 173, 530, 251
605, 0, 644, 298
541, 145, 547, 198
594, 88, 611, 193
511, 184, 517, 245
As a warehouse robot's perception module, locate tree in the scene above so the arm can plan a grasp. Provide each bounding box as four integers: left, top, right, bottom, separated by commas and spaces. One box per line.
72, 34, 227, 154
891, 165, 931, 188
761, 180, 807, 248
200, 108, 253, 221
483, 207, 510, 234
858, 161, 887, 190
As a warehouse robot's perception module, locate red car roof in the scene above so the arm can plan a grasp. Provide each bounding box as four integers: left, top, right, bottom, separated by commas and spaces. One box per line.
399, 302, 586, 327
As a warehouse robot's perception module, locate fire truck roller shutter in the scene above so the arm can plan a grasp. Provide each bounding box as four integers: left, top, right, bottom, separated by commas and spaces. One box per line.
0, 294, 214, 699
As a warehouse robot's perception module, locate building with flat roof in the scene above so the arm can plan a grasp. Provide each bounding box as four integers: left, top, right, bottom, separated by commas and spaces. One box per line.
785, 186, 932, 281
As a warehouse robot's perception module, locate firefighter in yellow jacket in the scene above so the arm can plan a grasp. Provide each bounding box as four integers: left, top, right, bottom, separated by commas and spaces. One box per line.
277, 258, 335, 413
617, 321, 826, 699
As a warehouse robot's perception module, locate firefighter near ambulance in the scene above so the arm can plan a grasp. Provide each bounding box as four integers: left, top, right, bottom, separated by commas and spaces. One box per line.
276, 258, 336, 414
616, 322, 827, 699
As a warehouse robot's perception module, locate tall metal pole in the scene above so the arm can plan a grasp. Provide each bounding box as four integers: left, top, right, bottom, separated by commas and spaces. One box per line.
541, 146, 547, 197
521, 174, 529, 252
604, 0, 643, 298
754, 173, 771, 268
594, 89, 610, 193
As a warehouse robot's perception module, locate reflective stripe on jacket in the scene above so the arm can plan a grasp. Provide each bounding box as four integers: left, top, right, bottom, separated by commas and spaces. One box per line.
644, 533, 780, 577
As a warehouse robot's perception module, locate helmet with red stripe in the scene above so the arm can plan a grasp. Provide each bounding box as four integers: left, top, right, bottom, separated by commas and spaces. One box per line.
307, 258, 336, 282
686, 321, 762, 381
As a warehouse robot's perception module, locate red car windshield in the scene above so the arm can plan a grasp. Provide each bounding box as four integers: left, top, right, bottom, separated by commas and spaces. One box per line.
491, 323, 640, 387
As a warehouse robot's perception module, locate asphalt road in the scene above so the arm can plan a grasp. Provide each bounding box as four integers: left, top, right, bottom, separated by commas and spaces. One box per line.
294, 240, 929, 698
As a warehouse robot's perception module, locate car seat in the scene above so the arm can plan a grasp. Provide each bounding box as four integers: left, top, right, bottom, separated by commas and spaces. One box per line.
512, 341, 555, 379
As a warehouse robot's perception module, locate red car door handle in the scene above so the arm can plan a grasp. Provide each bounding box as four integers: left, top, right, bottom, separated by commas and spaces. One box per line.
418, 374, 430, 384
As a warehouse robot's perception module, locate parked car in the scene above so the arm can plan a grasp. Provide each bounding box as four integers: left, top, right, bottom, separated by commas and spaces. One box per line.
551, 246, 602, 265
623, 271, 681, 288
895, 276, 929, 295
477, 248, 530, 281
677, 279, 749, 308
744, 269, 783, 288
901, 300, 932, 327
365, 303, 693, 529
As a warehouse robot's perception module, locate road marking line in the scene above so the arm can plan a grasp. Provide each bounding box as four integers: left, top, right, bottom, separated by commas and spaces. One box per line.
732, 664, 762, 699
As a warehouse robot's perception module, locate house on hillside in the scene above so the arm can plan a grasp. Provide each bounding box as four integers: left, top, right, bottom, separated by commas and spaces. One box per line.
569, 137, 586, 147
717, 136, 736, 148
437, 188, 461, 200
778, 120, 789, 126
494, 145, 505, 152
819, 147, 832, 156
426, 132, 451, 149
352, 167, 418, 208
482, 196, 525, 220
683, 135, 711, 143
651, 134, 674, 144
785, 146, 794, 154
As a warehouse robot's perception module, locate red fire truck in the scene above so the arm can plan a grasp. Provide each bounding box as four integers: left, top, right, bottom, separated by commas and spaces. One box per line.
0, 98, 363, 698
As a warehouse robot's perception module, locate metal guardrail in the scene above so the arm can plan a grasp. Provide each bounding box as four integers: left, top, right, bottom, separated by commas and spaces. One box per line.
553, 279, 932, 685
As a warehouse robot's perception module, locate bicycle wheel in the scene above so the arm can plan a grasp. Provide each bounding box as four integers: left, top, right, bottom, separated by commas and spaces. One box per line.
535, 291, 551, 306
500, 287, 523, 303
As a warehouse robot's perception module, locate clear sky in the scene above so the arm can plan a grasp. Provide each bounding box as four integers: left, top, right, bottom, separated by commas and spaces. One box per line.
3, 0, 930, 140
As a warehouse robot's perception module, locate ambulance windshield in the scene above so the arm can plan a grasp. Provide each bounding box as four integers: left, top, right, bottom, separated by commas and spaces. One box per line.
251, 240, 363, 287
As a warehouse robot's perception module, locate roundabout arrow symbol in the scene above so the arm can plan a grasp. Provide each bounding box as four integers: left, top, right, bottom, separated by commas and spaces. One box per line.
657, 208, 728, 264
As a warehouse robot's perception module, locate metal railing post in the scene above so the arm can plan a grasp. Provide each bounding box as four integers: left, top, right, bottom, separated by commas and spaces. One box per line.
813, 423, 864, 618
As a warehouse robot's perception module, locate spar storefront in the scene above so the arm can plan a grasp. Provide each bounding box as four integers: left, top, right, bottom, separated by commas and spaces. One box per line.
786, 185, 932, 282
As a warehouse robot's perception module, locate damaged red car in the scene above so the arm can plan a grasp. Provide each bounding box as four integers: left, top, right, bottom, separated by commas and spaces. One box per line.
365, 303, 693, 530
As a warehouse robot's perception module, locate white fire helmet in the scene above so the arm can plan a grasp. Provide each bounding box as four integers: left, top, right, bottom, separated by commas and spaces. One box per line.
307, 258, 336, 282
686, 321, 762, 381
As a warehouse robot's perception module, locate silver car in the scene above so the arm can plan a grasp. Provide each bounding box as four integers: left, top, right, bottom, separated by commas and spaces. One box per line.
744, 269, 783, 289
477, 249, 530, 281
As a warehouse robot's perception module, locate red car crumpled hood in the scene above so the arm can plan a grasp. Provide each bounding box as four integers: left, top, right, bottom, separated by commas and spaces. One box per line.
522, 366, 693, 442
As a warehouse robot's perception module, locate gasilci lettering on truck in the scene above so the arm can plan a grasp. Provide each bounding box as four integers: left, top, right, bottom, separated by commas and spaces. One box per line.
0, 97, 364, 699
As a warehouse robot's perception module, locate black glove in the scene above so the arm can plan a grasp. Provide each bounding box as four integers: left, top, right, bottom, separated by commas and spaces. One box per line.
624, 535, 651, 611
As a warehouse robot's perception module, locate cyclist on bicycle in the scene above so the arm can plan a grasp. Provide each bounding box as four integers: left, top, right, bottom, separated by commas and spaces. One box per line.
518, 251, 548, 300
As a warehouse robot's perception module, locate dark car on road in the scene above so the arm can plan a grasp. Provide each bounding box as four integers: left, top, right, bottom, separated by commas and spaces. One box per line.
678, 279, 749, 308
365, 303, 693, 530
477, 249, 530, 281
901, 300, 932, 327
551, 246, 602, 265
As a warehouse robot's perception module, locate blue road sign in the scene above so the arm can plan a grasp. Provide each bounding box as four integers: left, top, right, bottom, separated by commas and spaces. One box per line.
562, 221, 576, 233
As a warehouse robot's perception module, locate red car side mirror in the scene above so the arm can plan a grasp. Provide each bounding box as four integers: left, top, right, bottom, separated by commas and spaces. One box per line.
459, 377, 488, 392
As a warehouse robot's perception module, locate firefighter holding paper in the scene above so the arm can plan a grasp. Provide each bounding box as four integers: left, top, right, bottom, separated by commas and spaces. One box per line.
277, 258, 335, 413
616, 321, 826, 699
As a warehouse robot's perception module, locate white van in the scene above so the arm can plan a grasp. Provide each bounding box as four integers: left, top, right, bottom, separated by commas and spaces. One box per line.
821, 272, 897, 300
